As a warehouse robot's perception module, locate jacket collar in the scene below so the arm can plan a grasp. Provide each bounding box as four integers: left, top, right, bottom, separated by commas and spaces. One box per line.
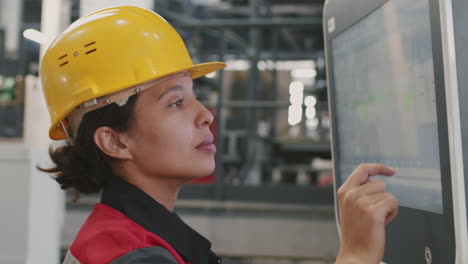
101, 176, 220, 264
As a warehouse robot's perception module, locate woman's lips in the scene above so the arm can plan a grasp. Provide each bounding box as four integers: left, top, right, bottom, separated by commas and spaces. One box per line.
196, 135, 216, 153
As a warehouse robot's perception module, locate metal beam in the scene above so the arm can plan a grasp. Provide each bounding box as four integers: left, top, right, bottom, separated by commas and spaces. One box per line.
215, 30, 226, 200
201, 101, 329, 110
174, 17, 322, 29
0, 29, 4, 74
178, 185, 334, 205
192, 51, 324, 61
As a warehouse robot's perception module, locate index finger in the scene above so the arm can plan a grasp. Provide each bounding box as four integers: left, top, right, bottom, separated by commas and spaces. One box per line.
343, 163, 396, 189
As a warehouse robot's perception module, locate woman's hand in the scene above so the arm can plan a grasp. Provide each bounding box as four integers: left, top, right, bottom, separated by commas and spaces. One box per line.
335, 163, 399, 264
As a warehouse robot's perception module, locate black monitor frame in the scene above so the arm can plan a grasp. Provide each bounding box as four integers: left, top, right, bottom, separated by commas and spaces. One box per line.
323, 0, 455, 262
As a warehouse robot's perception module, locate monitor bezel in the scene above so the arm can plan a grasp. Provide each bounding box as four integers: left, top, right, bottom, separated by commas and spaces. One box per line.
323, 0, 455, 262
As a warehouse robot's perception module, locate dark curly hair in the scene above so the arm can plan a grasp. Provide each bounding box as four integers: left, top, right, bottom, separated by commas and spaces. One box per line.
38, 94, 139, 194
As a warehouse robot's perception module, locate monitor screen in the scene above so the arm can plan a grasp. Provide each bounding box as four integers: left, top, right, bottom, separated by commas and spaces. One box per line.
331, 0, 443, 213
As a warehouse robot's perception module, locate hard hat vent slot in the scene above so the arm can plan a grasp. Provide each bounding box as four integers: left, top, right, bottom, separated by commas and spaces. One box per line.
58, 54, 69, 67
84, 41, 97, 55
85, 48, 97, 55
85, 41, 95, 47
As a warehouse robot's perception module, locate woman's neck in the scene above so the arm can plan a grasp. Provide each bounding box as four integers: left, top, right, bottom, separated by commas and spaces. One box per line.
130, 176, 182, 212
114, 162, 190, 212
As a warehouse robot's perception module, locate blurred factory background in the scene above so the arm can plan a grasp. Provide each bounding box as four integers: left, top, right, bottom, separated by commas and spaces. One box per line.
0, 0, 339, 263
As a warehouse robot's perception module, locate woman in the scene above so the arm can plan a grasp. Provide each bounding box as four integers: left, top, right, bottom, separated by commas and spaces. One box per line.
39, 6, 398, 264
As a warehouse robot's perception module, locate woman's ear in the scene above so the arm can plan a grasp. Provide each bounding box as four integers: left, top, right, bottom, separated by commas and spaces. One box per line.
93, 126, 133, 160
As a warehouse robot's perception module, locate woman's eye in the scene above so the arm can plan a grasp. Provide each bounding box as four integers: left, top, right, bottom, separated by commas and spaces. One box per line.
170, 99, 183, 108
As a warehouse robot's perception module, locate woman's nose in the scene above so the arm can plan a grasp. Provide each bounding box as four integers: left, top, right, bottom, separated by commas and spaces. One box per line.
195, 99, 214, 128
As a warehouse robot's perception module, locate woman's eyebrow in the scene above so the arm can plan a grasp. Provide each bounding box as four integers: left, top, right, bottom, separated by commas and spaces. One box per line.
157, 85, 184, 100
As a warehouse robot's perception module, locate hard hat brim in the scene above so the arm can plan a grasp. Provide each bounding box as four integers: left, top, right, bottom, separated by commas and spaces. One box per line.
186, 61, 227, 80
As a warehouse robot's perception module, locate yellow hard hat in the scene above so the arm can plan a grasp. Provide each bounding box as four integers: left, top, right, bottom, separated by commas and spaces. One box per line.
40, 6, 226, 140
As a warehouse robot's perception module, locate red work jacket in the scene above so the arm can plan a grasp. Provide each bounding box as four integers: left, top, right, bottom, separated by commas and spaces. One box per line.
63, 177, 221, 264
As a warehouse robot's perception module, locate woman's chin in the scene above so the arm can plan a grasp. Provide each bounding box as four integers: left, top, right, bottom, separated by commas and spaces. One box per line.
196, 167, 216, 179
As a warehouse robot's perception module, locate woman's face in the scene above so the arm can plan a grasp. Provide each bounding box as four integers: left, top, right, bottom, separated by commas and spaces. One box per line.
125, 74, 216, 181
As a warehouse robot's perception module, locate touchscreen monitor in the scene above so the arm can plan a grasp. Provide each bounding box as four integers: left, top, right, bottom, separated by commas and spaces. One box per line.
331, 0, 443, 213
